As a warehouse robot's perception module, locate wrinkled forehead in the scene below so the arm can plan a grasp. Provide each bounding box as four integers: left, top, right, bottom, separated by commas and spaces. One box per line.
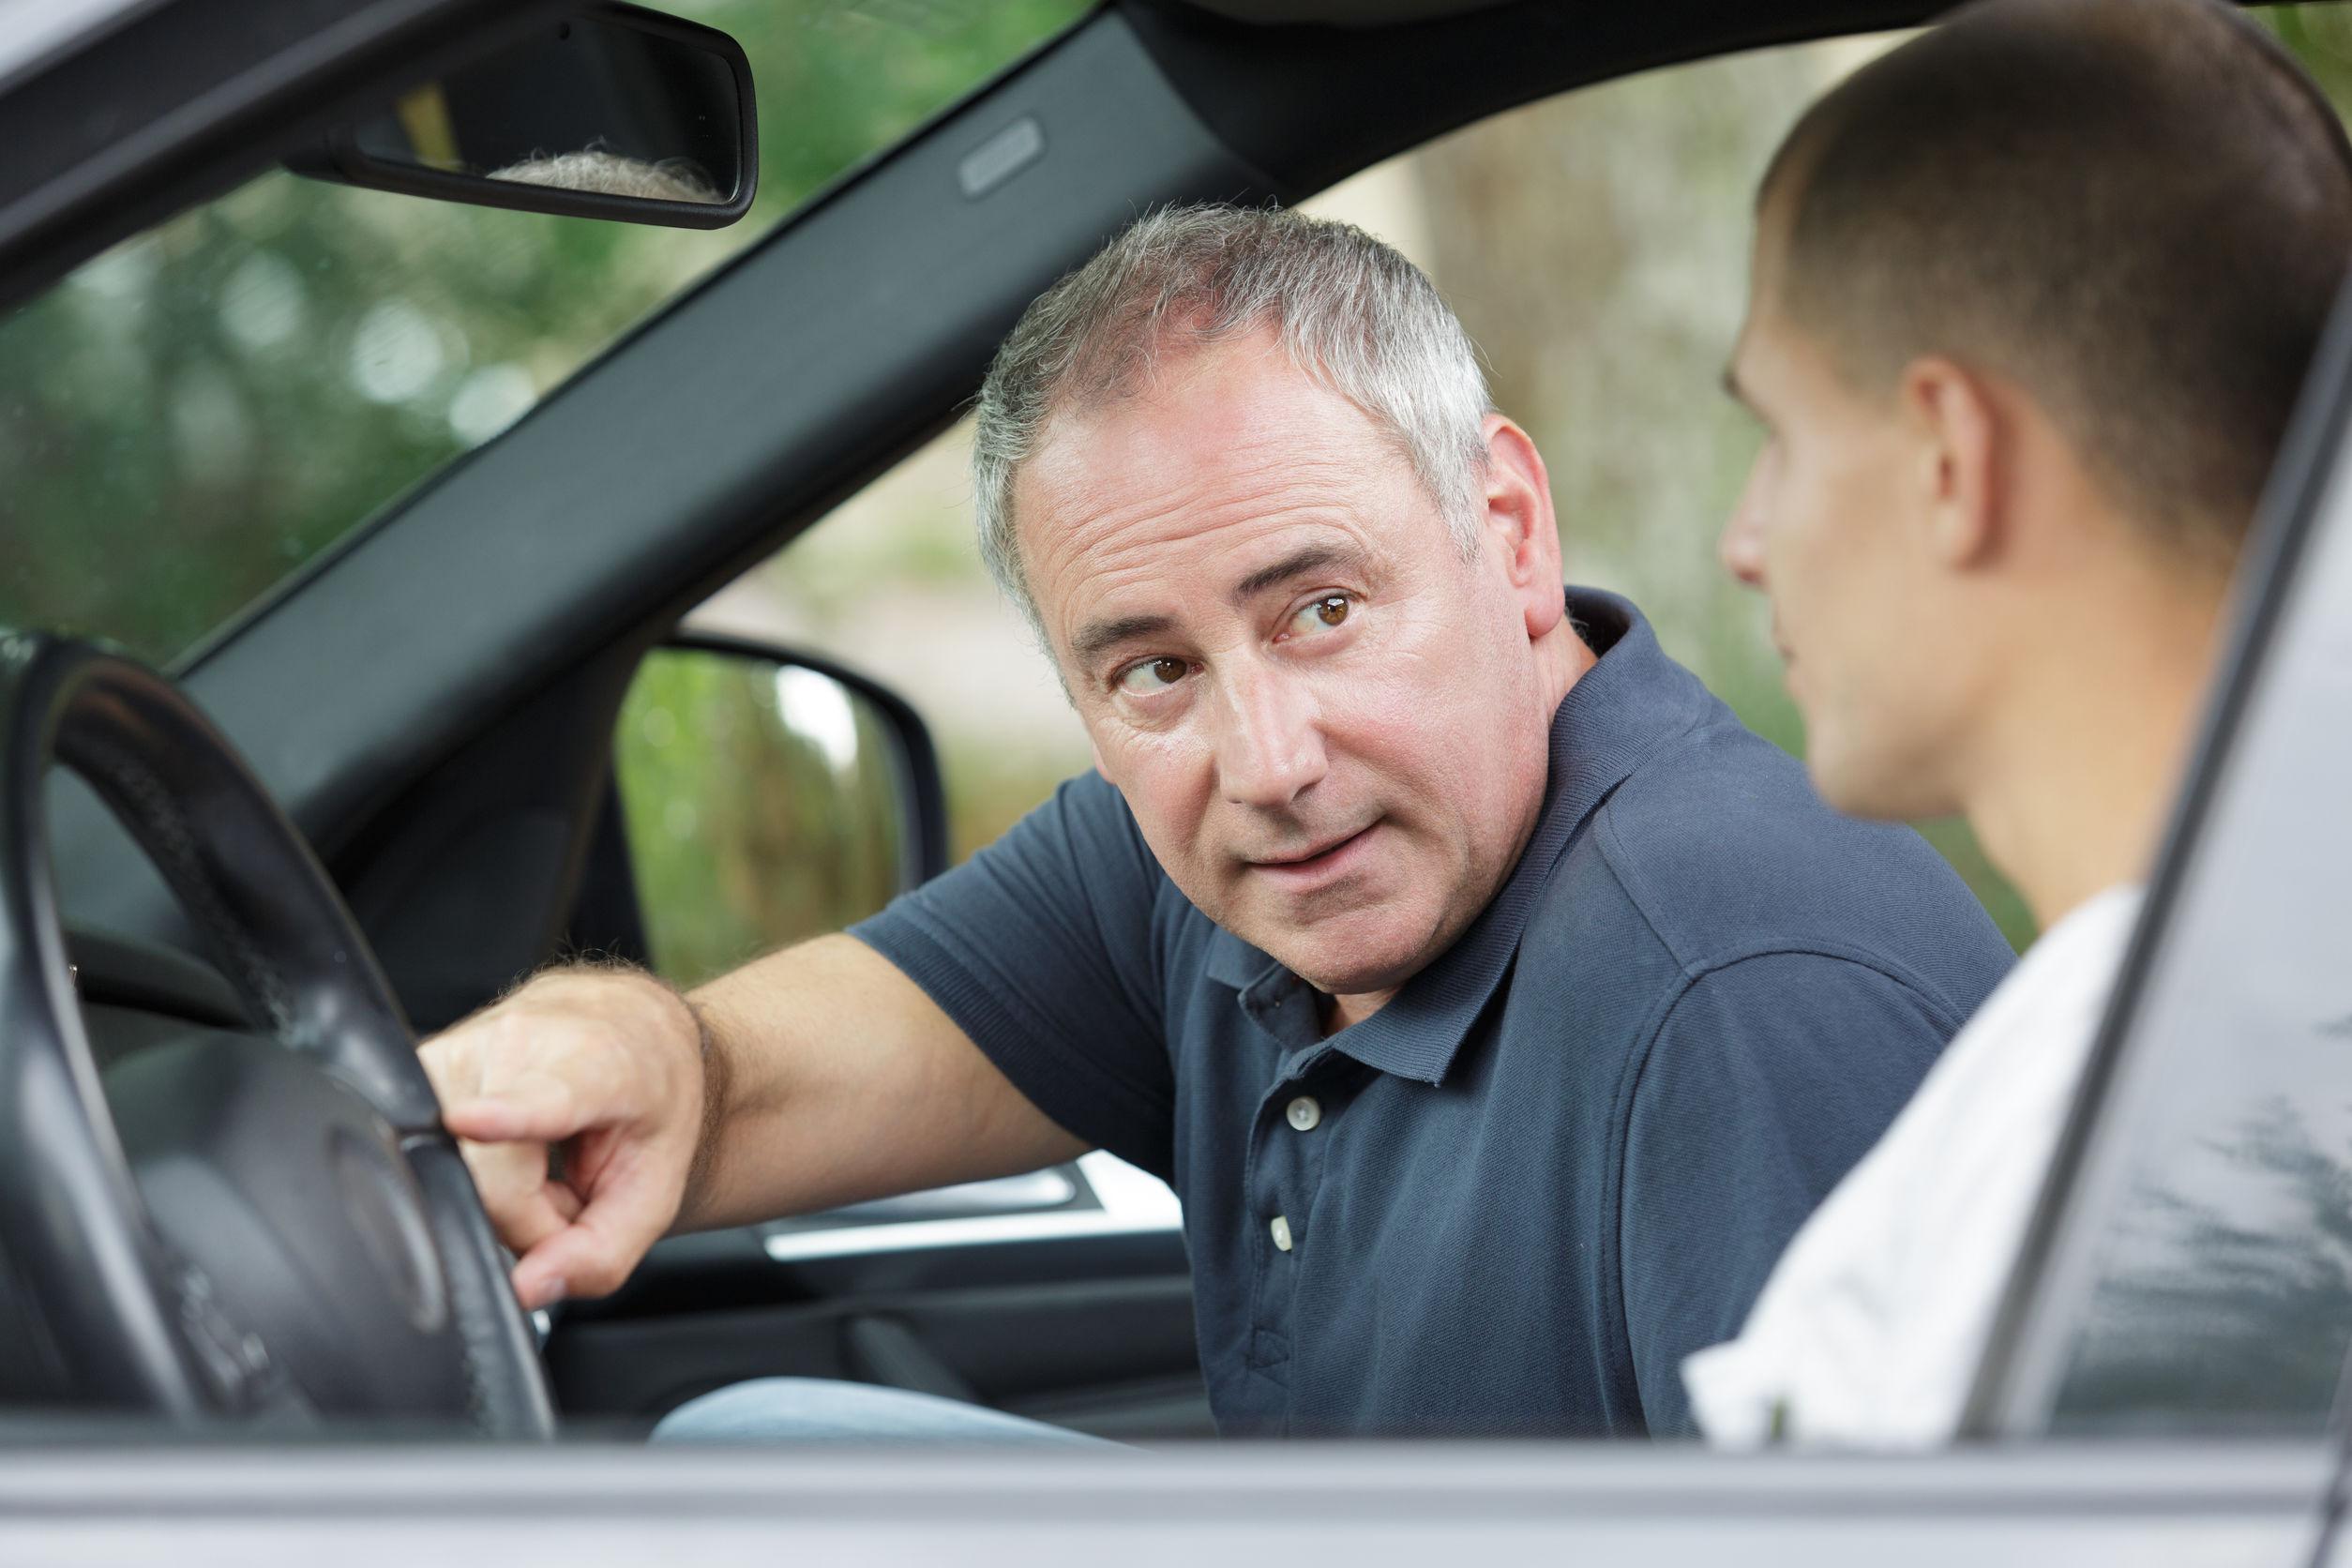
1011, 340, 1417, 656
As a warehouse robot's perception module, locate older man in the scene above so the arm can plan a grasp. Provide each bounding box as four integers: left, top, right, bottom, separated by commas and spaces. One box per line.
424, 206, 2013, 1440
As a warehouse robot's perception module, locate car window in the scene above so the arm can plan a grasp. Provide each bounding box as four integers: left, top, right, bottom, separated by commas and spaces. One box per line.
723, 6, 2352, 938
685, 28, 2051, 934
0, 0, 1087, 668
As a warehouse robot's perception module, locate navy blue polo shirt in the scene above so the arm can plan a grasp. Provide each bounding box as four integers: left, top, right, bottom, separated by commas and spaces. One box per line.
852, 589, 2013, 1438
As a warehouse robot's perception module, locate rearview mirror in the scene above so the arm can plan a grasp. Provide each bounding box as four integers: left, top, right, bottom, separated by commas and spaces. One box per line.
288, 4, 756, 229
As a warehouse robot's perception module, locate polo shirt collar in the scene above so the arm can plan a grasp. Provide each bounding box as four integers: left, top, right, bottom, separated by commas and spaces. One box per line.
1204, 588, 1712, 1083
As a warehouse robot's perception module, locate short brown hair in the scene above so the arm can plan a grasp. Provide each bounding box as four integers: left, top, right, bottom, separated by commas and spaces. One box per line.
1761, 0, 2352, 555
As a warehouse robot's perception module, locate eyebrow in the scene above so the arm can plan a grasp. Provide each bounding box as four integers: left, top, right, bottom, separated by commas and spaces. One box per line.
1229, 542, 1367, 605
1071, 611, 1175, 670
1069, 542, 1372, 674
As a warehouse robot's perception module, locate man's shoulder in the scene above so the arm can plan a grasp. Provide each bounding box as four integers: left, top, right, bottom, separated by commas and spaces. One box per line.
1557, 713, 2013, 1009
1025, 767, 1168, 886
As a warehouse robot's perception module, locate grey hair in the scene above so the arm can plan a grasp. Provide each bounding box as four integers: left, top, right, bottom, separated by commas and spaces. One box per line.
971, 204, 1495, 638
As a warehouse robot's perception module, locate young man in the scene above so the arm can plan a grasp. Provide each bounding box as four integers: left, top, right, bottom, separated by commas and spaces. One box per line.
1685, 0, 2352, 1447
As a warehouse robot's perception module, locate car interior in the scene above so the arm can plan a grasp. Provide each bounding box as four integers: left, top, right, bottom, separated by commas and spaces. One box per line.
5, 0, 2351, 1462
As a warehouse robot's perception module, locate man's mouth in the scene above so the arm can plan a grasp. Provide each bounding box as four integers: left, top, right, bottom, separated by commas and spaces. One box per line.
1247, 822, 1380, 889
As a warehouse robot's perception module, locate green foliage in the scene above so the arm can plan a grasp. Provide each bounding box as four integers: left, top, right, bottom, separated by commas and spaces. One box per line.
2258, 6, 2352, 114
0, 0, 1086, 665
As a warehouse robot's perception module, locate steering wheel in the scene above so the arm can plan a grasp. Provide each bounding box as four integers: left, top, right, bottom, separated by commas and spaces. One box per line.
0, 634, 552, 1436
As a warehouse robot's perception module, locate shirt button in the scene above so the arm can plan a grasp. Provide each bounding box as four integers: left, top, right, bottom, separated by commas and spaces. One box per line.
1270, 1214, 1294, 1252
1285, 1095, 1322, 1132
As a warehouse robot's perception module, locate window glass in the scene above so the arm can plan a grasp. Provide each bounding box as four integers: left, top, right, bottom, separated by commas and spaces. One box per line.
0, 0, 1088, 666
686, 414, 1086, 863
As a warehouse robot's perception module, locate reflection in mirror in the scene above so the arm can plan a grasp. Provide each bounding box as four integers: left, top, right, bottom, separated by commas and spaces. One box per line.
615, 649, 911, 988
337, 11, 746, 207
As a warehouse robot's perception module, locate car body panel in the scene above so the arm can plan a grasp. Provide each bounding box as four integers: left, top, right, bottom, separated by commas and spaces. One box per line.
0, 1441, 2331, 1566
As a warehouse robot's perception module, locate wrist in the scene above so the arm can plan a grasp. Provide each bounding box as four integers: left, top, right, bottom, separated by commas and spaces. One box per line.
581, 962, 730, 1223
679, 987, 731, 1215
527, 958, 719, 1154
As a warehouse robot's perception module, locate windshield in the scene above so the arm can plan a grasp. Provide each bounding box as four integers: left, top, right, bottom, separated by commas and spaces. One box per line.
0, 0, 1088, 668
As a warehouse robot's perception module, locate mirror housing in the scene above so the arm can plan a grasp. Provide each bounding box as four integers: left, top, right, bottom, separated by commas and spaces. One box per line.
287, 4, 757, 229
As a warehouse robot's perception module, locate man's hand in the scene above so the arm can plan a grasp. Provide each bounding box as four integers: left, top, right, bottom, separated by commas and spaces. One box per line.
420, 935, 1088, 1313
419, 967, 712, 1310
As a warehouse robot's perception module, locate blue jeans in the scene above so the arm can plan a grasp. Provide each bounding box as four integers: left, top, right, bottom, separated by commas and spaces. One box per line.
651, 1378, 1117, 1447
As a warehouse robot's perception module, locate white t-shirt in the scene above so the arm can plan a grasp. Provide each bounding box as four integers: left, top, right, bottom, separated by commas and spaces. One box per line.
1680, 884, 2146, 1449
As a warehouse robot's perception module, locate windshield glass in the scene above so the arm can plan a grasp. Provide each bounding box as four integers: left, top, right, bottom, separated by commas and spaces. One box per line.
0, 0, 1087, 667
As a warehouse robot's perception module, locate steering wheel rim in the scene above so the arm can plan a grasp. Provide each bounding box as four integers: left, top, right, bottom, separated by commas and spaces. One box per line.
0, 632, 552, 1436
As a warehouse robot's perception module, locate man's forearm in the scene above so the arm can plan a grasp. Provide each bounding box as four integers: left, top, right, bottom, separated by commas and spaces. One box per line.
671, 933, 1087, 1234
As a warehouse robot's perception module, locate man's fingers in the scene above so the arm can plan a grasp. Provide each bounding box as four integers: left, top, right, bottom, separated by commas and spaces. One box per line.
505, 1142, 683, 1306
457, 1141, 587, 1255
417, 970, 705, 1310
439, 1070, 611, 1145
508, 1212, 641, 1308
492, 1186, 581, 1258
415, 1033, 482, 1114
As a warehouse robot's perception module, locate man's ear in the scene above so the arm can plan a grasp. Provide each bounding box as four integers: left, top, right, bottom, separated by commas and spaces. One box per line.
1898, 356, 2004, 570
1480, 415, 1568, 640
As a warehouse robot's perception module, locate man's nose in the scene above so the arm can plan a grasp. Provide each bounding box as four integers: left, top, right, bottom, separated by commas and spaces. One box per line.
1719, 472, 1770, 589
1215, 665, 1327, 809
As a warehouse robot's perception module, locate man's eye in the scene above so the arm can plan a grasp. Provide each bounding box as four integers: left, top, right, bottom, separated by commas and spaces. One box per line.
1287, 595, 1353, 638
1116, 656, 1191, 695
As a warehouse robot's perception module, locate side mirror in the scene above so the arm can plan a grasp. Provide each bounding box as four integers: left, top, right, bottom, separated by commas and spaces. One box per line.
287, 4, 757, 229
611, 637, 948, 987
